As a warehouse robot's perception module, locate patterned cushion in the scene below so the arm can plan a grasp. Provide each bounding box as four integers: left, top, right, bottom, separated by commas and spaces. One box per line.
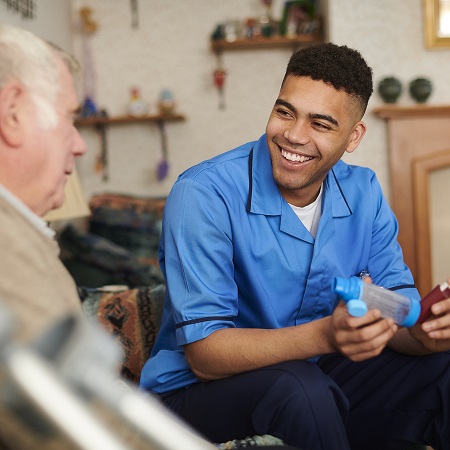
89, 193, 166, 259
78, 285, 165, 384
216, 435, 286, 448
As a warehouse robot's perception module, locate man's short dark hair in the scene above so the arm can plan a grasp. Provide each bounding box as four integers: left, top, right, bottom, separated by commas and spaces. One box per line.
283, 43, 373, 115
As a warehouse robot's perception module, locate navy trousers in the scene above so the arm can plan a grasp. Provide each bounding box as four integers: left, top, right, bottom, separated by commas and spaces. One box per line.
158, 349, 450, 450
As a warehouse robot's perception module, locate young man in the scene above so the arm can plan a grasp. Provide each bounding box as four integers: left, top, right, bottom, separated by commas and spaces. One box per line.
140, 43, 450, 449
0, 24, 87, 342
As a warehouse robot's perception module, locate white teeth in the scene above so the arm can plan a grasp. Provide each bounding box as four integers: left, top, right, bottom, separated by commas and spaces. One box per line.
281, 149, 312, 163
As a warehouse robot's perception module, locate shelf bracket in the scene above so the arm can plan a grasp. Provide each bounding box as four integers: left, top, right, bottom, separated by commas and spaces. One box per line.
94, 124, 109, 181
156, 121, 169, 181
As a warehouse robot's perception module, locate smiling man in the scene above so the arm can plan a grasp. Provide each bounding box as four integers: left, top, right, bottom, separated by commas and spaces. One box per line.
0, 24, 87, 342
140, 43, 450, 450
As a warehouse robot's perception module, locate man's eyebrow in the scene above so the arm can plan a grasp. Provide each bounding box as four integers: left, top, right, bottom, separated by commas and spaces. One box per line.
309, 113, 339, 127
275, 99, 339, 127
275, 98, 296, 114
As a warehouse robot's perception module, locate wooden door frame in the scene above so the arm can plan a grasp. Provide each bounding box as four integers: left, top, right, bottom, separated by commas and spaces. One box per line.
412, 148, 450, 294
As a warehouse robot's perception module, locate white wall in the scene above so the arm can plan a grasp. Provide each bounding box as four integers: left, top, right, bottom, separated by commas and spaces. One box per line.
6, 0, 450, 203
328, 0, 450, 201
0, 0, 73, 51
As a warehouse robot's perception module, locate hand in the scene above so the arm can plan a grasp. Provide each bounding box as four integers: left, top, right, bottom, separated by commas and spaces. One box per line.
330, 301, 398, 361
409, 296, 450, 352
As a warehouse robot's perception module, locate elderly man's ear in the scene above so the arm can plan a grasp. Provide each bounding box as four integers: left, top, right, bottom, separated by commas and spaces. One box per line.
0, 82, 26, 147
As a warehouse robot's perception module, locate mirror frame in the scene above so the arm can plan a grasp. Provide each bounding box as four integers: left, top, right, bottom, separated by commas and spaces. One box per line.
424, 0, 450, 48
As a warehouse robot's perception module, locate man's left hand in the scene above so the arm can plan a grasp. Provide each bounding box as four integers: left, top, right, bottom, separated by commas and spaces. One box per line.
409, 297, 450, 352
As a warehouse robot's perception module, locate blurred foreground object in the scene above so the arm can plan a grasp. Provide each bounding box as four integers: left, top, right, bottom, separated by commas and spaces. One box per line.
0, 301, 215, 450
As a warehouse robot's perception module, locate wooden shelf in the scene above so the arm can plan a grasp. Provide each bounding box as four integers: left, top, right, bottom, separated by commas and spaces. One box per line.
210, 34, 323, 52
373, 104, 450, 120
74, 113, 186, 182
75, 113, 186, 126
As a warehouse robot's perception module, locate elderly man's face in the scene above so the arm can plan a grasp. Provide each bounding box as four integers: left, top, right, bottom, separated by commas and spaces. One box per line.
22, 56, 87, 216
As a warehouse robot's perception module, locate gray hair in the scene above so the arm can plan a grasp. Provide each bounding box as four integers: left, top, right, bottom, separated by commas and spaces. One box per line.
0, 24, 79, 129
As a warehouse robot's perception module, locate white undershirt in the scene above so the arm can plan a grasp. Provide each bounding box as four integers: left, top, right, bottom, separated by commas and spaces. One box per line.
288, 184, 323, 238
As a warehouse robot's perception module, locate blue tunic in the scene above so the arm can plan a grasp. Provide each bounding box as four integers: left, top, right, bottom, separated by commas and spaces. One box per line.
140, 134, 418, 394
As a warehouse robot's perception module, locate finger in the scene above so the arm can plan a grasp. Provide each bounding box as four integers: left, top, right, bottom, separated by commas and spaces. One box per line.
428, 328, 450, 339
338, 320, 397, 355
430, 298, 450, 316
346, 309, 382, 329
347, 345, 386, 362
355, 319, 397, 345
342, 328, 394, 360
422, 312, 450, 333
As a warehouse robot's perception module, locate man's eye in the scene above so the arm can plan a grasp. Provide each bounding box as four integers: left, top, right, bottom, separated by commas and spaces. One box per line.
313, 121, 330, 130
277, 108, 292, 117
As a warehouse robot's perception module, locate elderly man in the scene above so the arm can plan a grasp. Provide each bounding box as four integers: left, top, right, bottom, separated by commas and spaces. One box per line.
0, 24, 87, 342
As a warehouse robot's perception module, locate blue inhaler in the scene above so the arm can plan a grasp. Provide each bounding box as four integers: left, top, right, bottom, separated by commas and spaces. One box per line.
332, 277, 420, 327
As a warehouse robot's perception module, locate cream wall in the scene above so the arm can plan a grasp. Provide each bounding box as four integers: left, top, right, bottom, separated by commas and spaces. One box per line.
71, 0, 290, 198
70, 0, 450, 202
329, 0, 450, 202
0, 0, 72, 51
5, 0, 450, 204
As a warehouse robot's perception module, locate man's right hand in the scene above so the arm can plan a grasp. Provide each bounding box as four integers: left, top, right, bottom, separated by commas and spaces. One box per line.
329, 301, 398, 361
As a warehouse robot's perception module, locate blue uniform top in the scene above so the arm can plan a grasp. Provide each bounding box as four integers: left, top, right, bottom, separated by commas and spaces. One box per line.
139, 135, 419, 394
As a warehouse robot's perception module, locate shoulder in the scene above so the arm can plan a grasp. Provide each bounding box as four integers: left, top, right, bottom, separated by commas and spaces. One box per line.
331, 160, 380, 193
169, 141, 256, 203
178, 141, 255, 182
332, 159, 376, 180
330, 160, 387, 213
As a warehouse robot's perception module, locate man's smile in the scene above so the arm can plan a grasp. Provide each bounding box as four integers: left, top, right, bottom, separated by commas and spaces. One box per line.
281, 148, 314, 163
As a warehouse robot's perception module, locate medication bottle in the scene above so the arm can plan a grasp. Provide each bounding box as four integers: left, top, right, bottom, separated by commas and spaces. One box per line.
332, 277, 420, 327
417, 279, 450, 324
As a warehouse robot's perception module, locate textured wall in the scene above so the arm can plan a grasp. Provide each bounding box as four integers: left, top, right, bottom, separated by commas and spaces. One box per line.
1, 0, 72, 51
70, 0, 450, 202
329, 0, 450, 202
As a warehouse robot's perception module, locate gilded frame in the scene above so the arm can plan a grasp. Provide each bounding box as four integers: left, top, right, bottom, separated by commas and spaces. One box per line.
424, 0, 450, 48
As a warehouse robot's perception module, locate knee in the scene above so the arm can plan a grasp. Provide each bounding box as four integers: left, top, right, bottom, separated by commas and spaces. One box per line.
260, 360, 348, 414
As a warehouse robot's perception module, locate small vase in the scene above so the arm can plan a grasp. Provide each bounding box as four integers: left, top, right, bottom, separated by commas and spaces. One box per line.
409, 77, 432, 103
378, 77, 402, 104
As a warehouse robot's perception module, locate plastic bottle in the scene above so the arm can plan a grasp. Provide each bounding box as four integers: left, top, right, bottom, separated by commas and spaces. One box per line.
417, 279, 450, 324
332, 277, 420, 327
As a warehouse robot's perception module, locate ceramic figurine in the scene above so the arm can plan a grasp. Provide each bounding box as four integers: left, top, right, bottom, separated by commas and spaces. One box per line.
128, 87, 148, 117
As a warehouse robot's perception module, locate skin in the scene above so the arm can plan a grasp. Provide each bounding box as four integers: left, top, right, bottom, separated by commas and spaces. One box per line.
0, 54, 86, 217
184, 76, 450, 381
266, 75, 366, 207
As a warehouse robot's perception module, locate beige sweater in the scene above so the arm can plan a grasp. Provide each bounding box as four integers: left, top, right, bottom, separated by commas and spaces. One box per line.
0, 194, 82, 344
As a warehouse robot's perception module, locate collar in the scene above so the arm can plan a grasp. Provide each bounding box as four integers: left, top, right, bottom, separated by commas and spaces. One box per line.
247, 134, 352, 219
0, 185, 56, 239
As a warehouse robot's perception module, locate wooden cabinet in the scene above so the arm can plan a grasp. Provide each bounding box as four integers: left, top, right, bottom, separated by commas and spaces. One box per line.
374, 105, 450, 294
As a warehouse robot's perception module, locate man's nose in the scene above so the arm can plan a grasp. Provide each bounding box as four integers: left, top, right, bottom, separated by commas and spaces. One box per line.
73, 128, 87, 156
283, 120, 310, 145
